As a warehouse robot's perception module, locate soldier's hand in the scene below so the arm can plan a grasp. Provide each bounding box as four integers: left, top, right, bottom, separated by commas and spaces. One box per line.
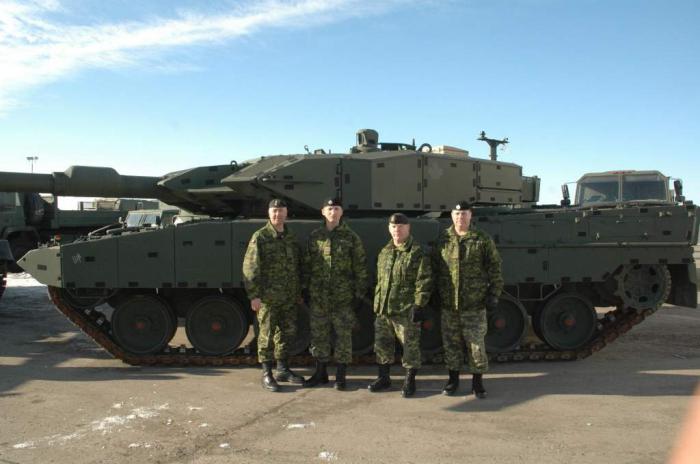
411, 305, 428, 323
486, 295, 499, 311
250, 298, 262, 312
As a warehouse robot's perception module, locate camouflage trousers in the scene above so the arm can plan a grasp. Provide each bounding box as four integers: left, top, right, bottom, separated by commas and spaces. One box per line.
309, 302, 354, 364
441, 308, 489, 373
374, 314, 421, 369
256, 302, 297, 363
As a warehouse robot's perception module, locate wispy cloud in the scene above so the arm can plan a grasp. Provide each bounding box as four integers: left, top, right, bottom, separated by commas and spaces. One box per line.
0, 0, 408, 114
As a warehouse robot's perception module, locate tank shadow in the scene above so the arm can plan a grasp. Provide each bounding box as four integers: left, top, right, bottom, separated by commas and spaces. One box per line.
435, 358, 700, 412
339, 353, 700, 411
0, 289, 228, 395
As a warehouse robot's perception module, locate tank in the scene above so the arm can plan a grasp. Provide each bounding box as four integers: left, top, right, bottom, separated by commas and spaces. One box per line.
0, 188, 159, 272
0, 129, 697, 365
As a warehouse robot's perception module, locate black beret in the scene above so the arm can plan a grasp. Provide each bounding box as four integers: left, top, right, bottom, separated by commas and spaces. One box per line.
268, 198, 288, 208
389, 213, 409, 224
322, 197, 342, 208
453, 201, 473, 211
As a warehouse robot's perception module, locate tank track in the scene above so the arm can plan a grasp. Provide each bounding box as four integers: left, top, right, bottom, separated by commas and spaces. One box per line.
487, 305, 657, 363
48, 286, 660, 367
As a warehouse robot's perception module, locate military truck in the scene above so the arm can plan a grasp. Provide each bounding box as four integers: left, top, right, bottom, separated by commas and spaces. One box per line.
0, 129, 696, 366
0, 191, 158, 272
0, 240, 13, 300
562, 170, 683, 206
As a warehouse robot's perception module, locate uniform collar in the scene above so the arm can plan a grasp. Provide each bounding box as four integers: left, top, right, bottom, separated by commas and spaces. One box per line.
320, 221, 347, 236
391, 235, 414, 252
447, 225, 474, 240
265, 221, 288, 237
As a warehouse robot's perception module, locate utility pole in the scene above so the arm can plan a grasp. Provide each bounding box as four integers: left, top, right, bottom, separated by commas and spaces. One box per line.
26, 156, 38, 173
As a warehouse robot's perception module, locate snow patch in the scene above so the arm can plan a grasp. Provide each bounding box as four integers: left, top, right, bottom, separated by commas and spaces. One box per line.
12, 441, 36, 449
319, 450, 338, 461
7, 273, 41, 286
128, 442, 154, 449
47, 431, 84, 445
287, 422, 315, 430
92, 403, 169, 435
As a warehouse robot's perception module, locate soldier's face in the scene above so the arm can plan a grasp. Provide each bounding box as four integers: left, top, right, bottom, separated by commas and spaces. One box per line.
321, 205, 343, 224
451, 209, 472, 230
268, 207, 287, 226
389, 223, 410, 244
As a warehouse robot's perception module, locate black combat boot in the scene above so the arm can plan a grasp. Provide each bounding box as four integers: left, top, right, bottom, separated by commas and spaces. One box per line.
472, 373, 487, 399
275, 359, 305, 384
334, 363, 347, 391
367, 364, 391, 392
261, 361, 280, 392
442, 370, 460, 396
401, 368, 417, 398
303, 360, 329, 388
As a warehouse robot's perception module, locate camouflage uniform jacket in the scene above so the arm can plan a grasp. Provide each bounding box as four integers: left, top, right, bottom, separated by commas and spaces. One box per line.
373, 236, 432, 317
303, 222, 368, 306
433, 225, 503, 312
242, 221, 301, 304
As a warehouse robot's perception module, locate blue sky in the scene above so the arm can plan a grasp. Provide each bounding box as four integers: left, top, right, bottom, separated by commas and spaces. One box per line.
1, 0, 698, 207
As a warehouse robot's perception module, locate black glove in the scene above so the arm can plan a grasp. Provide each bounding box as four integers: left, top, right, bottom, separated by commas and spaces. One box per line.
411, 305, 428, 323
485, 295, 499, 311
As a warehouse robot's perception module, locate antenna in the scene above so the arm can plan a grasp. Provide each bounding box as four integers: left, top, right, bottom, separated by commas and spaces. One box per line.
477, 132, 508, 161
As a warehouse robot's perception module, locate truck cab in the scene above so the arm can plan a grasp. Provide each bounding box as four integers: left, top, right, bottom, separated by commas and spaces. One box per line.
573, 170, 678, 206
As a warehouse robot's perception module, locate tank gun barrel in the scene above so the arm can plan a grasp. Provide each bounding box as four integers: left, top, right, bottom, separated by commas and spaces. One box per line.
0, 166, 163, 199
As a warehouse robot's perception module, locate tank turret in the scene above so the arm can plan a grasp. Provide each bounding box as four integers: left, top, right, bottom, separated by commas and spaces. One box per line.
0, 130, 539, 218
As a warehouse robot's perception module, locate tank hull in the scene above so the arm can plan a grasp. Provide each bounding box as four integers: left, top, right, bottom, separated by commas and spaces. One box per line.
18, 202, 698, 364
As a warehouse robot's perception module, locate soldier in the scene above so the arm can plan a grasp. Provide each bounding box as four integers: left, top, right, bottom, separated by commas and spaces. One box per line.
302, 198, 368, 390
242, 198, 305, 392
433, 201, 503, 398
368, 213, 432, 398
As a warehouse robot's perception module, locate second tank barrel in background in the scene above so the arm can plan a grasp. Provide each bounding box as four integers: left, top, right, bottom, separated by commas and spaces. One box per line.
0, 166, 163, 199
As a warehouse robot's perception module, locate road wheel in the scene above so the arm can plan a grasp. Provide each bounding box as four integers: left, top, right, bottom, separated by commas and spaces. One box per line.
185, 296, 248, 355
111, 295, 175, 355
420, 307, 443, 356
350, 300, 375, 355
538, 293, 597, 351
485, 295, 528, 353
